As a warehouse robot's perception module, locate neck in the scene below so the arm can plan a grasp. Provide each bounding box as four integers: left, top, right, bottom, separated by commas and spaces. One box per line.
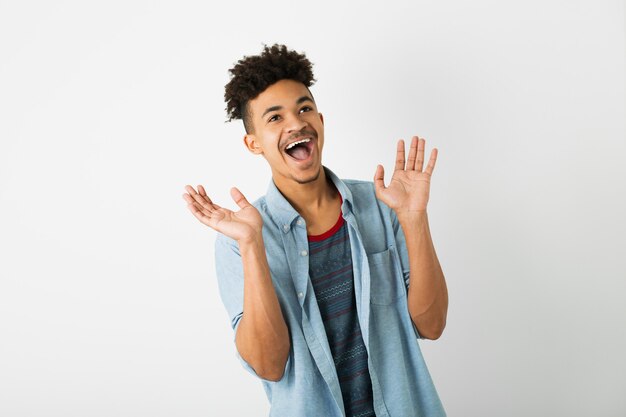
272, 166, 338, 219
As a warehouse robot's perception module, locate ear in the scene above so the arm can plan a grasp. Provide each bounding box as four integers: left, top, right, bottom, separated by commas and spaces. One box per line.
319, 112, 324, 125
243, 134, 263, 155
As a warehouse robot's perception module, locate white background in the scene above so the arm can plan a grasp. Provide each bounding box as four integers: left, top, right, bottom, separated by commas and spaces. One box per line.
1, 1, 625, 416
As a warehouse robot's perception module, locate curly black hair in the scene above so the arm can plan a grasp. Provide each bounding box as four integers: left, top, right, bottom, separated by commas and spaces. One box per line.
224, 43, 316, 133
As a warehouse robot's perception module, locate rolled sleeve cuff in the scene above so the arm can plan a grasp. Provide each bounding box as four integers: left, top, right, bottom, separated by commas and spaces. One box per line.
232, 314, 291, 383
411, 319, 424, 340
404, 273, 424, 340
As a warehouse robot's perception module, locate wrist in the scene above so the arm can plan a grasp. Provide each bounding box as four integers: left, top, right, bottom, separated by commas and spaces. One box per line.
238, 232, 264, 247
395, 209, 428, 223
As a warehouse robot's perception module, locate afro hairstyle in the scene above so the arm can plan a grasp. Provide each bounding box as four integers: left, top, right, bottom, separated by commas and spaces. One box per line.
224, 43, 316, 133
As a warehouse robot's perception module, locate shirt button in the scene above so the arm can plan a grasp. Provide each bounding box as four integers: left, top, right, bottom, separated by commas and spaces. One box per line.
283, 224, 289, 232
300, 250, 308, 257
296, 219, 303, 226
297, 292, 304, 298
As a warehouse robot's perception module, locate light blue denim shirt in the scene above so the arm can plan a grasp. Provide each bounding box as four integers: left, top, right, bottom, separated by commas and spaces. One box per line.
215, 166, 446, 417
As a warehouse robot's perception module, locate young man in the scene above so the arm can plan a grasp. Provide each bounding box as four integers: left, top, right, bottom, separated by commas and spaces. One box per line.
183, 44, 448, 417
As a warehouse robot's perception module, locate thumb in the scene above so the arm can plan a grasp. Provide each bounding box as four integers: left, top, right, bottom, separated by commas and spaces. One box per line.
230, 187, 251, 209
373, 164, 386, 196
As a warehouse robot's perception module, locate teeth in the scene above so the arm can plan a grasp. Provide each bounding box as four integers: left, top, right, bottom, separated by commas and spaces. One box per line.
285, 138, 311, 150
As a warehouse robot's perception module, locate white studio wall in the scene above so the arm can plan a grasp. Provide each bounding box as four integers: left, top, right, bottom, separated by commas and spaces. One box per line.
1, 1, 624, 416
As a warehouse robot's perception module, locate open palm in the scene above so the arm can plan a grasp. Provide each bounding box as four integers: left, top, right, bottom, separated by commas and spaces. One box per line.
182, 185, 263, 242
374, 136, 438, 213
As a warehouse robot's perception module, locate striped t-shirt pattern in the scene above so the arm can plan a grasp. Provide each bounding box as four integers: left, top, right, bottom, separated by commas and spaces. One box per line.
308, 212, 375, 417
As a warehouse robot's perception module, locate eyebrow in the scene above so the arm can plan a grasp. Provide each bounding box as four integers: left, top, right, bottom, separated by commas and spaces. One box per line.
261, 95, 314, 118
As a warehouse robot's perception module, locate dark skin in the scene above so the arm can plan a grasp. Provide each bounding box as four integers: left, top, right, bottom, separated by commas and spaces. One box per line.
183, 79, 448, 380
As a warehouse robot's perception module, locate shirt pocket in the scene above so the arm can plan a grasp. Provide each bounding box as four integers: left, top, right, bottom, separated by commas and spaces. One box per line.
367, 247, 406, 305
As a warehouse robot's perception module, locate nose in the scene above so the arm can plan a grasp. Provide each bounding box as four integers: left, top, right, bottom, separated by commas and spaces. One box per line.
284, 112, 307, 134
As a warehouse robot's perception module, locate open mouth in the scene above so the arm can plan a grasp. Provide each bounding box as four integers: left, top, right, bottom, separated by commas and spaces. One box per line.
284, 137, 314, 161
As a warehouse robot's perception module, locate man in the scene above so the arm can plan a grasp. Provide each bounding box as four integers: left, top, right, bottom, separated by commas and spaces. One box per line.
182, 44, 448, 417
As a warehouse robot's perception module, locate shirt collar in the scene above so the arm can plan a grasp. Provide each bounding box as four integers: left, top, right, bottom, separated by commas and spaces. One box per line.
265, 165, 354, 229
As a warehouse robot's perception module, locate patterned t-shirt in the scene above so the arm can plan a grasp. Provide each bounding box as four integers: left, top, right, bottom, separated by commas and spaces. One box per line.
308, 203, 376, 417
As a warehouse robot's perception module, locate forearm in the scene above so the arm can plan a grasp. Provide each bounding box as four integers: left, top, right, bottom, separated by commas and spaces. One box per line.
397, 210, 448, 340
235, 235, 290, 380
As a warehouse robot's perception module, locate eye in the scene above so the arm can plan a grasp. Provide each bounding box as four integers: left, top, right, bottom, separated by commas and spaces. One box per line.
268, 114, 281, 123
299, 106, 313, 113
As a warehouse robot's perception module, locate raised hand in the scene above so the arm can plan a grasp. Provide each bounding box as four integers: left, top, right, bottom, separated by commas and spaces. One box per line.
374, 136, 438, 214
182, 185, 263, 243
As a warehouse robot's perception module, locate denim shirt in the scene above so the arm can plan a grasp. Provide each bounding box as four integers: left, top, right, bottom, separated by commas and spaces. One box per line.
215, 166, 446, 417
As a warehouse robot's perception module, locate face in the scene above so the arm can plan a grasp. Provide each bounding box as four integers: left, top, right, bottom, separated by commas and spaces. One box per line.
243, 79, 325, 186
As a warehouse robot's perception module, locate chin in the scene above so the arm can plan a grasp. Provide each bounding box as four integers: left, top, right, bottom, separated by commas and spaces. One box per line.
293, 166, 322, 184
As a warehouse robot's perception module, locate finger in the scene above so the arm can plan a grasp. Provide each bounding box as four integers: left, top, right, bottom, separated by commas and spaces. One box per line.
182, 192, 193, 204
194, 184, 214, 205
407, 136, 418, 170
187, 200, 213, 226
197, 184, 209, 199
196, 185, 217, 208
230, 187, 251, 209
416, 137, 425, 172
183, 185, 197, 200
373, 164, 386, 195
394, 139, 405, 171
185, 185, 215, 211
185, 196, 215, 219
182, 191, 201, 206
424, 148, 438, 175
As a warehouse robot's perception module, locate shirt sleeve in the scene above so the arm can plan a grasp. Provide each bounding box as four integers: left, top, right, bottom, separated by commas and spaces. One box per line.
389, 208, 411, 290
389, 208, 424, 340
214, 232, 291, 382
